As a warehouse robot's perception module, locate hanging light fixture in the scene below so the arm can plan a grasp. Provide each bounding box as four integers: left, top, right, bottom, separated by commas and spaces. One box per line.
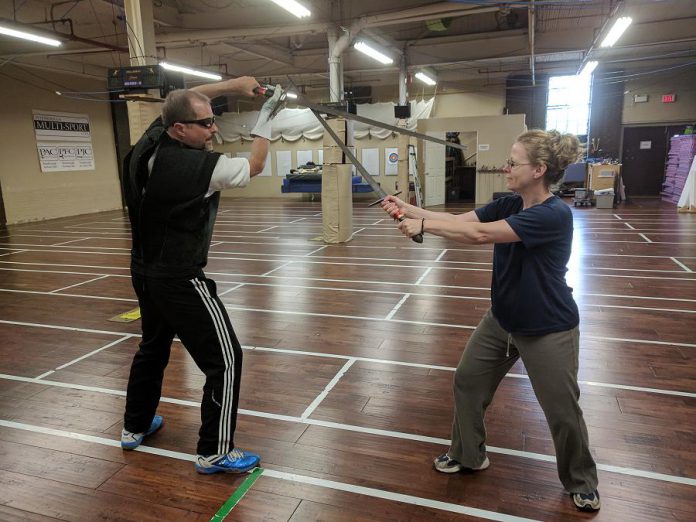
579, 60, 598, 77
268, 0, 311, 19
600, 16, 632, 48
0, 24, 61, 47
415, 68, 437, 86
354, 41, 394, 65
159, 62, 222, 81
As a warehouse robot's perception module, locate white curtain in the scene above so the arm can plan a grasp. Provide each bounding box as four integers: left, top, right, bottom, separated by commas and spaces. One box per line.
214, 98, 434, 143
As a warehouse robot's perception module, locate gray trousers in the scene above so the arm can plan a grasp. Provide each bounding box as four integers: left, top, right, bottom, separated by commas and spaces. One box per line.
449, 309, 598, 493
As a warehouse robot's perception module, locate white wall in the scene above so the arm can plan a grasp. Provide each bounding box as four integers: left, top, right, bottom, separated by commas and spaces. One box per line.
623, 69, 696, 125
0, 66, 122, 224
417, 114, 527, 205
431, 87, 506, 118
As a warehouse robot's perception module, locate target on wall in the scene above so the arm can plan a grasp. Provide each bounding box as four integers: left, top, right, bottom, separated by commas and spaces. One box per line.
388, 152, 399, 164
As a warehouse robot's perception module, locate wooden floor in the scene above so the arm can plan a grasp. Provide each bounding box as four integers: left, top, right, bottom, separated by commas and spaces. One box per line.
0, 197, 695, 521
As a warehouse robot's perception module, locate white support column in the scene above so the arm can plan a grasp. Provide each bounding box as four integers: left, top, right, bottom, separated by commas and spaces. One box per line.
124, 0, 158, 66
327, 26, 341, 103
399, 53, 408, 106
123, 0, 160, 145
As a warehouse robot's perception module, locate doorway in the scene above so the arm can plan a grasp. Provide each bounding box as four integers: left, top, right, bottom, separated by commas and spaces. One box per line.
621, 125, 684, 197
0, 180, 6, 227
424, 132, 446, 207
445, 131, 477, 203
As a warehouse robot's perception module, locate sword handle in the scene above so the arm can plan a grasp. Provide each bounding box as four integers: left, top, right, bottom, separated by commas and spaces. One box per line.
253, 84, 275, 97
397, 215, 424, 243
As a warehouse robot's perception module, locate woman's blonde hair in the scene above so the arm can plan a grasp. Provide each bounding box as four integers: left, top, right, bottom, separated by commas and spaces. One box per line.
516, 129, 583, 186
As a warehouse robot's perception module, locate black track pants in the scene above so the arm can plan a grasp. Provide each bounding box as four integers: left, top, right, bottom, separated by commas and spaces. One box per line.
124, 272, 243, 456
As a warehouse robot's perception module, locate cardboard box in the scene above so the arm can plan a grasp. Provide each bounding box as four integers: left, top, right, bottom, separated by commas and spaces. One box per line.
323, 145, 355, 165
595, 193, 614, 209
345, 119, 355, 147
323, 118, 346, 146
587, 163, 621, 191
321, 164, 353, 243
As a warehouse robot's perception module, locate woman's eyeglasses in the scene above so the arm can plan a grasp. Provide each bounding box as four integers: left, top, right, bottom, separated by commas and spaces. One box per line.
506, 158, 532, 168
178, 116, 216, 129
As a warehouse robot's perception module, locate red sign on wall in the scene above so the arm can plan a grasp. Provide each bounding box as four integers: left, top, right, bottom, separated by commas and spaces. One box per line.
662, 94, 677, 103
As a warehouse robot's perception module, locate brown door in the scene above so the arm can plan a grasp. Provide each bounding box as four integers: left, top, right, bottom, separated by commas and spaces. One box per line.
621, 126, 680, 196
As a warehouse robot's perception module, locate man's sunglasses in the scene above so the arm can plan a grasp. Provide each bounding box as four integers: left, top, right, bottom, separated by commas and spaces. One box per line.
177, 116, 216, 129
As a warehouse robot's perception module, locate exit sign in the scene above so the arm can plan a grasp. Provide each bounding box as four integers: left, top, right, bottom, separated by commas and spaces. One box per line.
662, 94, 677, 103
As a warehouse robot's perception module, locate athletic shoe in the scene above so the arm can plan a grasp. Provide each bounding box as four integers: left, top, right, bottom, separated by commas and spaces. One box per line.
572, 490, 601, 511
195, 448, 261, 474
433, 453, 490, 473
121, 415, 164, 450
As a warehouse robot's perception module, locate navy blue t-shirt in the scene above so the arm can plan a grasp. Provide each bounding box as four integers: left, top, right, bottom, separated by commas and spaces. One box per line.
474, 195, 579, 335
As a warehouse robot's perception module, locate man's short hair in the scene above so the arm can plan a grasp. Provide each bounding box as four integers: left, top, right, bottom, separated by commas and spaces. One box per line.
161, 90, 211, 127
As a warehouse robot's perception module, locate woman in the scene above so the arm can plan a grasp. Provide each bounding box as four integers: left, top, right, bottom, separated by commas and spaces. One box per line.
381, 129, 600, 512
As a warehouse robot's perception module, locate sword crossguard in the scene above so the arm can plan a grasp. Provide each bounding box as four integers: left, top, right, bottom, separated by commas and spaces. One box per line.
368, 191, 402, 207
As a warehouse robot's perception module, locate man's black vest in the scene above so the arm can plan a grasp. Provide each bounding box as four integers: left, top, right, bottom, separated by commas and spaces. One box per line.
123, 118, 222, 278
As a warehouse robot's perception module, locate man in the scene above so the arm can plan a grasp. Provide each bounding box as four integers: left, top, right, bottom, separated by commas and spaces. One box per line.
120, 76, 282, 474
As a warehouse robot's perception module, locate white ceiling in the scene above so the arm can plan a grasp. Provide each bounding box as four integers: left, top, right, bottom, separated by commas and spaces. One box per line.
1, 0, 695, 95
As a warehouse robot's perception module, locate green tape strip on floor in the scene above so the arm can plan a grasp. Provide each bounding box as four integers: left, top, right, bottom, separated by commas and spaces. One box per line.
210, 467, 264, 521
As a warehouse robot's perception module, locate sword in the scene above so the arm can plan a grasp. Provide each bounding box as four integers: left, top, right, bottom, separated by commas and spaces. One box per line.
256, 84, 434, 243
285, 89, 465, 152
312, 109, 423, 244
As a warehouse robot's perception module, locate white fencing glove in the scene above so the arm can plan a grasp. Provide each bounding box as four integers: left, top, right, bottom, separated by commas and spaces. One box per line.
251, 85, 283, 140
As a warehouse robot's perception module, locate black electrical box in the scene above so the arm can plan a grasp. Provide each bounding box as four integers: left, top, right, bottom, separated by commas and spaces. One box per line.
107, 66, 184, 96
108, 66, 161, 90
344, 85, 372, 103
394, 104, 411, 119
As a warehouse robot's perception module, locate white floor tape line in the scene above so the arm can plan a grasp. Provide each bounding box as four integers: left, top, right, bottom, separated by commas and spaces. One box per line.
0, 419, 540, 522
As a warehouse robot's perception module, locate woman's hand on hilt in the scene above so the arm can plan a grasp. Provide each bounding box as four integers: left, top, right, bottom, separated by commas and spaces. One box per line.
380, 194, 408, 219
397, 218, 421, 238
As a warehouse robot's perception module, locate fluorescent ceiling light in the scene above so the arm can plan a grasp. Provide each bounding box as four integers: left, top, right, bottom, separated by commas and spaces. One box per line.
159, 62, 222, 81
579, 60, 598, 76
0, 25, 61, 47
415, 70, 437, 86
269, 0, 311, 18
354, 41, 393, 65
286, 92, 298, 99
600, 16, 632, 48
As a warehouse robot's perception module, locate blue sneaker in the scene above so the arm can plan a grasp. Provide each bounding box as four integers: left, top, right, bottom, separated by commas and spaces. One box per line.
195, 449, 261, 474
572, 490, 601, 511
121, 415, 164, 450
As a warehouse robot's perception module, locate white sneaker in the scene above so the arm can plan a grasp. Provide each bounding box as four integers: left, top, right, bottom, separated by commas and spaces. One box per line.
433, 453, 489, 473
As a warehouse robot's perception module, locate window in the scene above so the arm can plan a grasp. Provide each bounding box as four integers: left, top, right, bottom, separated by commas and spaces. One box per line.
546, 74, 592, 135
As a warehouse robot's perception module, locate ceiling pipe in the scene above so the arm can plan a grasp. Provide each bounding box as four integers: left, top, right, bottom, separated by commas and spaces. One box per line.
327, 25, 340, 102
155, 3, 498, 45
0, 47, 122, 58
360, 2, 498, 28
399, 51, 408, 106
328, 17, 368, 102
157, 22, 329, 45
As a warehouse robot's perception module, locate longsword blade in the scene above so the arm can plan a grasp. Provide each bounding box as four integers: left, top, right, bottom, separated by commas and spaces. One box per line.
296, 93, 465, 152
311, 109, 387, 198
